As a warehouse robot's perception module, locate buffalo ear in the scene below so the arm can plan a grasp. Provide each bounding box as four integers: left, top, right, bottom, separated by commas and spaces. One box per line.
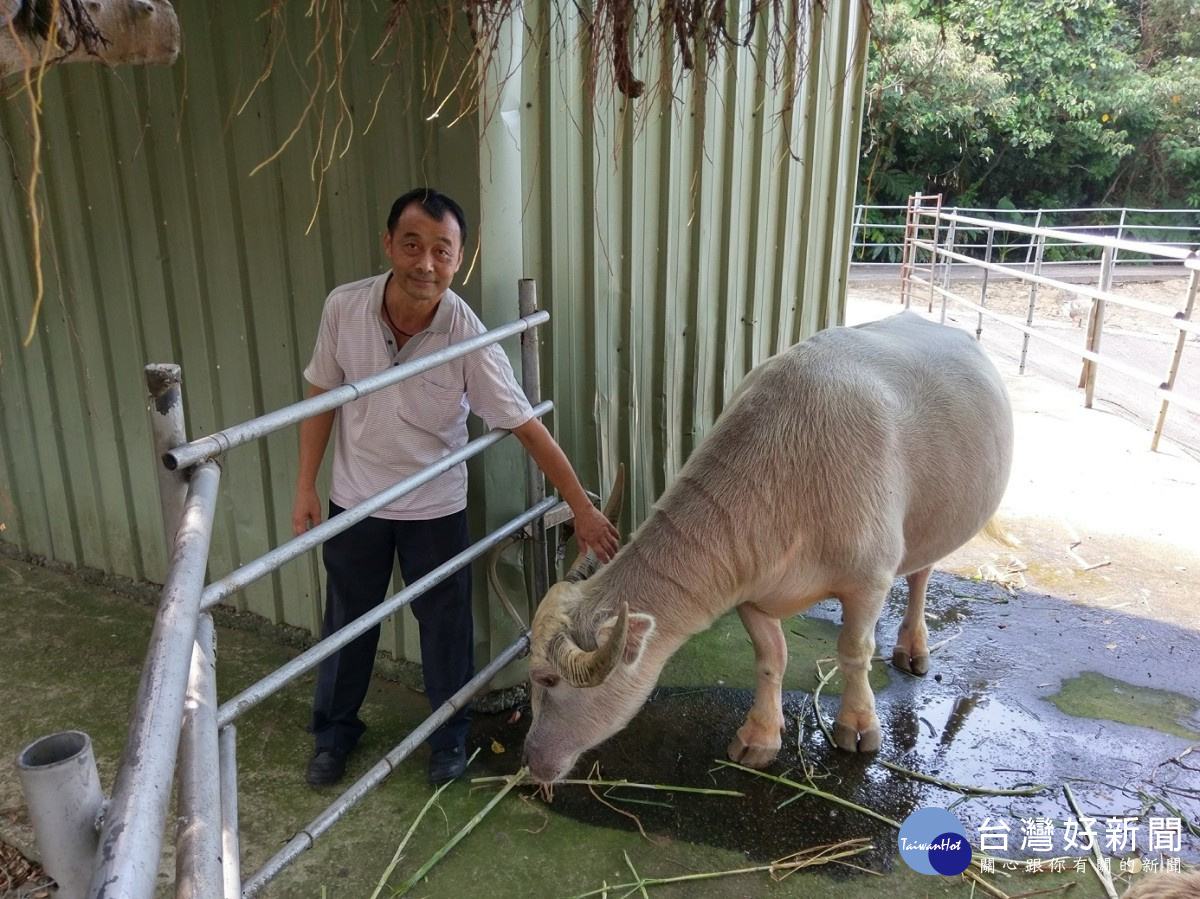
621, 613, 656, 666
531, 666, 560, 689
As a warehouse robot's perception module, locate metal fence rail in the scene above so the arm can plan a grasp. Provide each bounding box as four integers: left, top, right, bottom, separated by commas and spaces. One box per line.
853, 202, 1200, 270
897, 195, 1200, 452
17, 283, 561, 898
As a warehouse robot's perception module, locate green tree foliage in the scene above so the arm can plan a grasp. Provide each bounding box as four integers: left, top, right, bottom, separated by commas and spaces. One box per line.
859, 2, 1015, 207
860, 0, 1200, 210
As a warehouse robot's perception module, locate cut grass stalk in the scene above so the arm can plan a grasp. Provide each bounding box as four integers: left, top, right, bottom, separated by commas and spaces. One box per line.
721, 757, 1014, 884
811, 662, 840, 748
964, 866, 1012, 898
565, 839, 874, 898
470, 773, 743, 797
715, 759, 903, 829
1062, 782, 1118, 899
878, 760, 1048, 797
601, 795, 673, 809
1136, 789, 1200, 838
369, 777, 455, 899
392, 764, 528, 896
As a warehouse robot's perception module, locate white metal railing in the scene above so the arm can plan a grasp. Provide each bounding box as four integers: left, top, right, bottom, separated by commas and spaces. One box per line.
853, 203, 1200, 269
897, 195, 1200, 452
16, 281, 563, 898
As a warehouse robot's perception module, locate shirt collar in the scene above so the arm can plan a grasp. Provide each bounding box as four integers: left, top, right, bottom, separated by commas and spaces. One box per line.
372, 273, 456, 335
427, 288, 456, 334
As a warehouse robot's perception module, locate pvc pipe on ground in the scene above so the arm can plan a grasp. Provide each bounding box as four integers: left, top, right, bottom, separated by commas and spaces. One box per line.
16, 730, 104, 899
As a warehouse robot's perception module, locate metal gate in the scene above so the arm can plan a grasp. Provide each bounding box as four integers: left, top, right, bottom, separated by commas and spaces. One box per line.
16, 282, 566, 898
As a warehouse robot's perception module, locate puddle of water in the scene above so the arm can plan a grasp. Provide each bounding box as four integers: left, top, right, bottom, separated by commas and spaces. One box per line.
473, 687, 922, 873
1048, 672, 1200, 741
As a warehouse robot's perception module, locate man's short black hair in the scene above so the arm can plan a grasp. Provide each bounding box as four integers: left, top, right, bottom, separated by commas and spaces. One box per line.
387, 188, 468, 248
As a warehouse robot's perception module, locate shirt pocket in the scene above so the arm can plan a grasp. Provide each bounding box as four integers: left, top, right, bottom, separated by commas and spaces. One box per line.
397, 374, 468, 438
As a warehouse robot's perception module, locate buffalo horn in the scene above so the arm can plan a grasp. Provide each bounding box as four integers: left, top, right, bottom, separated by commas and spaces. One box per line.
548, 601, 630, 687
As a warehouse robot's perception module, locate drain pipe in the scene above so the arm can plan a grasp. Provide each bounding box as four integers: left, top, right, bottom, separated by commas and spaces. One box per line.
15, 731, 105, 898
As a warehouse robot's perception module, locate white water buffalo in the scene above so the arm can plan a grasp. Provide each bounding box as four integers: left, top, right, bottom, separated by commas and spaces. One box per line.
523, 312, 1014, 784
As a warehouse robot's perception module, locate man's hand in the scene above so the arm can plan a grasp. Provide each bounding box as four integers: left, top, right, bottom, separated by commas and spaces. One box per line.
294, 386, 335, 536
292, 486, 323, 537
511, 417, 621, 562
571, 502, 620, 563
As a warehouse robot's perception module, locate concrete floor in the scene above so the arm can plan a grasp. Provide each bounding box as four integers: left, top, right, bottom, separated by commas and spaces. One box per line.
2, 295, 1199, 898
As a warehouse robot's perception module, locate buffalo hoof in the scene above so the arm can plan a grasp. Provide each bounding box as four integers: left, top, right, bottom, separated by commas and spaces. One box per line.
727, 733, 781, 768
832, 721, 882, 753
892, 647, 929, 676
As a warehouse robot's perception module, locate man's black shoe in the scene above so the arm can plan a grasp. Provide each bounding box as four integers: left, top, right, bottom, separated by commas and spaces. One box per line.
306, 748, 347, 786
428, 746, 467, 785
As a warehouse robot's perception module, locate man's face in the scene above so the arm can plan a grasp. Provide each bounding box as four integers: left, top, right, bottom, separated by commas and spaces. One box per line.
383, 203, 464, 305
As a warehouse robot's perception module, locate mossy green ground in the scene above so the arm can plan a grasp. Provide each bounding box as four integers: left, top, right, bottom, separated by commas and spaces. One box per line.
1049, 672, 1200, 742
0, 556, 1185, 898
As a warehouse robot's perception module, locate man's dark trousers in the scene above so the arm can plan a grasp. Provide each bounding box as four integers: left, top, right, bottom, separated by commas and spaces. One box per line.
309, 504, 474, 756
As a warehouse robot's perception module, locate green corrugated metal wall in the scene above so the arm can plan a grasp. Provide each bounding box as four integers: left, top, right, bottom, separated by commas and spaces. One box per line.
0, 1, 867, 681
526, 2, 868, 522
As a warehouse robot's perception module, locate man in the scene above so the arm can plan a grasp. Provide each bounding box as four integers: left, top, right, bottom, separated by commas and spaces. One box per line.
293, 188, 619, 787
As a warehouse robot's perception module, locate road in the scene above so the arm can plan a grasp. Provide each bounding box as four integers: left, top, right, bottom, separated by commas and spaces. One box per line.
847, 271, 1200, 461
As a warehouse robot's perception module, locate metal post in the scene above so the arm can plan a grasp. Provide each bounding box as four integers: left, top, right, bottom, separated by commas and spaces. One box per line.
974, 228, 995, 339
850, 203, 863, 262
937, 216, 957, 321
16, 731, 104, 899
219, 726, 241, 899
145, 364, 189, 548
1114, 207, 1127, 269
899, 195, 915, 307
1024, 209, 1044, 269
1151, 267, 1199, 451
90, 461, 222, 899
176, 613, 223, 899
1082, 246, 1114, 407
926, 202, 940, 312
519, 280, 550, 607
1020, 234, 1046, 373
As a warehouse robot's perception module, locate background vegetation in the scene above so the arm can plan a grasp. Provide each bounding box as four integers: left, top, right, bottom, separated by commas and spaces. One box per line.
859, 0, 1200, 212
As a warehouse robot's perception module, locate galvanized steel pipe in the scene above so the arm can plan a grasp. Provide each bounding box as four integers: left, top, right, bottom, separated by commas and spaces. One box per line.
144, 364, 189, 546
16, 730, 105, 899
199, 401, 552, 612
219, 726, 241, 899
241, 634, 530, 897
519, 280, 550, 611
164, 312, 549, 472
1152, 268, 1200, 452
216, 496, 558, 730
89, 461, 222, 899
175, 613, 223, 899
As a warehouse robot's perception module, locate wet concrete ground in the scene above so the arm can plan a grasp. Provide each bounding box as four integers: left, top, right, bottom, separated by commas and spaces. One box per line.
470, 570, 1200, 875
